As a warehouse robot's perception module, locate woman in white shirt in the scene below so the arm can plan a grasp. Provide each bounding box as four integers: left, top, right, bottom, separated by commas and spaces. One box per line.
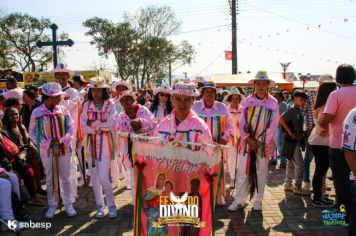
308, 81, 337, 207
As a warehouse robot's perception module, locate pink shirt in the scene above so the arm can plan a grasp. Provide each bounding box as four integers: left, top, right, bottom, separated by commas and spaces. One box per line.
81, 99, 117, 159
29, 103, 74, 154
323, 86, 356, 149
192, 100, 233, 142
116, 104, 157, 160
228, 105, 243, 146
153, 109, 212, 147
239, 94, 279, 158
116, 104, 157, 133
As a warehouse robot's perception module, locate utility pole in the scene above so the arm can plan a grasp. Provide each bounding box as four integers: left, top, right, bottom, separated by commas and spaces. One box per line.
231, 0, 238, 74
168, 60, 172, 86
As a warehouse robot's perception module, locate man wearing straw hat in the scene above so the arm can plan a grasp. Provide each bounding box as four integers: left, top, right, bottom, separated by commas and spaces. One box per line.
153, 82, 212, 145
228, 71, 279, 212
116, 90, 157, 198
50, 63, 81, 203
29, 82, 77, 218
192, 81, 233, 206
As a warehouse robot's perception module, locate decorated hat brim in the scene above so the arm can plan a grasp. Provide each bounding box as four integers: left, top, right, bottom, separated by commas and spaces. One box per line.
248, 78, 275, 85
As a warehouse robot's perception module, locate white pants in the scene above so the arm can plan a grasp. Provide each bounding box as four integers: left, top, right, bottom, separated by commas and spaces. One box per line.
227, 147, 238, 181
233, 153, 269, 205
0, 173, 19, 220
89, 157, 116, 207
122, 157, 135, 199
69, 139, 78, 202
41, 152, 72, 207
110, 157, 119, 185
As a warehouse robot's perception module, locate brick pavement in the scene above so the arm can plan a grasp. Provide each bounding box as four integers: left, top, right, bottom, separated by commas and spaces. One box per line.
1, 162, 350, 236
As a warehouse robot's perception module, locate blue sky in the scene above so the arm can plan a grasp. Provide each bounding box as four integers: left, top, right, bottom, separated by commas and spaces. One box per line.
1, 0, 356, 78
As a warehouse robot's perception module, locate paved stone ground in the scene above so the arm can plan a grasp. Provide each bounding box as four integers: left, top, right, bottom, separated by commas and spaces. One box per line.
1, 161, 350, 236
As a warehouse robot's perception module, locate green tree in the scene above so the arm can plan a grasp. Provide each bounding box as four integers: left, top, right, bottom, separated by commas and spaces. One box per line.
84, 6, 195, 88
0, 13, 67, 72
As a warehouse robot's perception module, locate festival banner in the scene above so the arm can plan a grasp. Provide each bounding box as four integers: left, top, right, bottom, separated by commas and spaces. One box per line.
23, 70, 112, 87
132, 137, 221, 236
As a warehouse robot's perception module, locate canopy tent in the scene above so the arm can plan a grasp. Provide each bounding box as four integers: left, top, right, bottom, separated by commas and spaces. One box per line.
293, 80, 319, 89
210, 73, 294, 91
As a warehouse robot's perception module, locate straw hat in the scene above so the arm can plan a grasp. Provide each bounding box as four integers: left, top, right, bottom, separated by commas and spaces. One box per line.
110, 80, 133, 92
119, 90, 137, 101
225, 87, 245, 101
153, 86, 170, 95
248, 71, 275, 85
50, 63, 72, 74
87, 76, 109, 89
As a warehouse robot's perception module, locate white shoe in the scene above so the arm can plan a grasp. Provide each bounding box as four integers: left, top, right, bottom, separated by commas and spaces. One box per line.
253, 202, 262, 211
78, 178, 85, 187
65, 205, 77, 217
228, 180, 235, 189
228, 201, 247, 211
45, 206, 57, 219
220, 196, 226, 206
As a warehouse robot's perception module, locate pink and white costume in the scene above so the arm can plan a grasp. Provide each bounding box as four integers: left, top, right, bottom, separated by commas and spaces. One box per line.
232, 94, 279, 206
116, 104, 157, 196
29, 103, 74, 208
81, 99, 117, 208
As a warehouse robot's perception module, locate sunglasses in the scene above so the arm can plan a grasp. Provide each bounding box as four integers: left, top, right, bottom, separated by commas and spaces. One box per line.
159, 93, 169, 97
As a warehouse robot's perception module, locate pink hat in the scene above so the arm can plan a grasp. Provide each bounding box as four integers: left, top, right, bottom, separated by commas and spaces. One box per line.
50, 63, 72, 74
110, 80, 133, 92
41, 82, 66, 97
119, 90, 137, 101
170, 82, 200, 97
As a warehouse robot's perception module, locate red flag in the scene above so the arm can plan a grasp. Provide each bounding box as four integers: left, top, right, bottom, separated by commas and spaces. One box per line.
225, 51, 232, 60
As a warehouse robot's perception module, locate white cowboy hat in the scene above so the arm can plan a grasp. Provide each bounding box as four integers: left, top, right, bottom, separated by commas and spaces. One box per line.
119, 90, 137, 101
153, 86, 170, 95
41, 82, 66, 97
170, 82, 200, 97
110, 80, 133, 92
87, 76, 109, 89
50, 63, 72, 74
225, 87, 245, 101
248, 71, 275, 85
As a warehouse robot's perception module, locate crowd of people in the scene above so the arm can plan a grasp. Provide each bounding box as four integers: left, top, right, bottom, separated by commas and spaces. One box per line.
0, 63, 355, 235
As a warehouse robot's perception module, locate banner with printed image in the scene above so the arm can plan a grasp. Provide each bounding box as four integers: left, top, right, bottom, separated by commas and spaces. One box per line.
132, 138, 221, 236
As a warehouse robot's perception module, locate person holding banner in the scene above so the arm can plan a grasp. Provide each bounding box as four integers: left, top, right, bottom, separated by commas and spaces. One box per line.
228, 71, 279, 212
28, 82, 76, 219
80, 76, 117, 219
225, 87, 244, 189
192, 81, 233, 206
153, 82, 212, 146
110, 80, 133, 184
116, 90, 157, 198
51, 63, 81, 203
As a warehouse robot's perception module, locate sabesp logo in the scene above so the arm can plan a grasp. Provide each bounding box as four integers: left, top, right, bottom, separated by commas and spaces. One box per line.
7, 220, 52, 230
7, 220, 17, 230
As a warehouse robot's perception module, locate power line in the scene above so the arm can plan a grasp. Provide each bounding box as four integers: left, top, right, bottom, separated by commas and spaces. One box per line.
243, 2, 356, 41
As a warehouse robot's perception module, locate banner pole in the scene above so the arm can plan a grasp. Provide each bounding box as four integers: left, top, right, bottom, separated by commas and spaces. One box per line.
136, 169, 143, 236
210, 181, 215, 236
